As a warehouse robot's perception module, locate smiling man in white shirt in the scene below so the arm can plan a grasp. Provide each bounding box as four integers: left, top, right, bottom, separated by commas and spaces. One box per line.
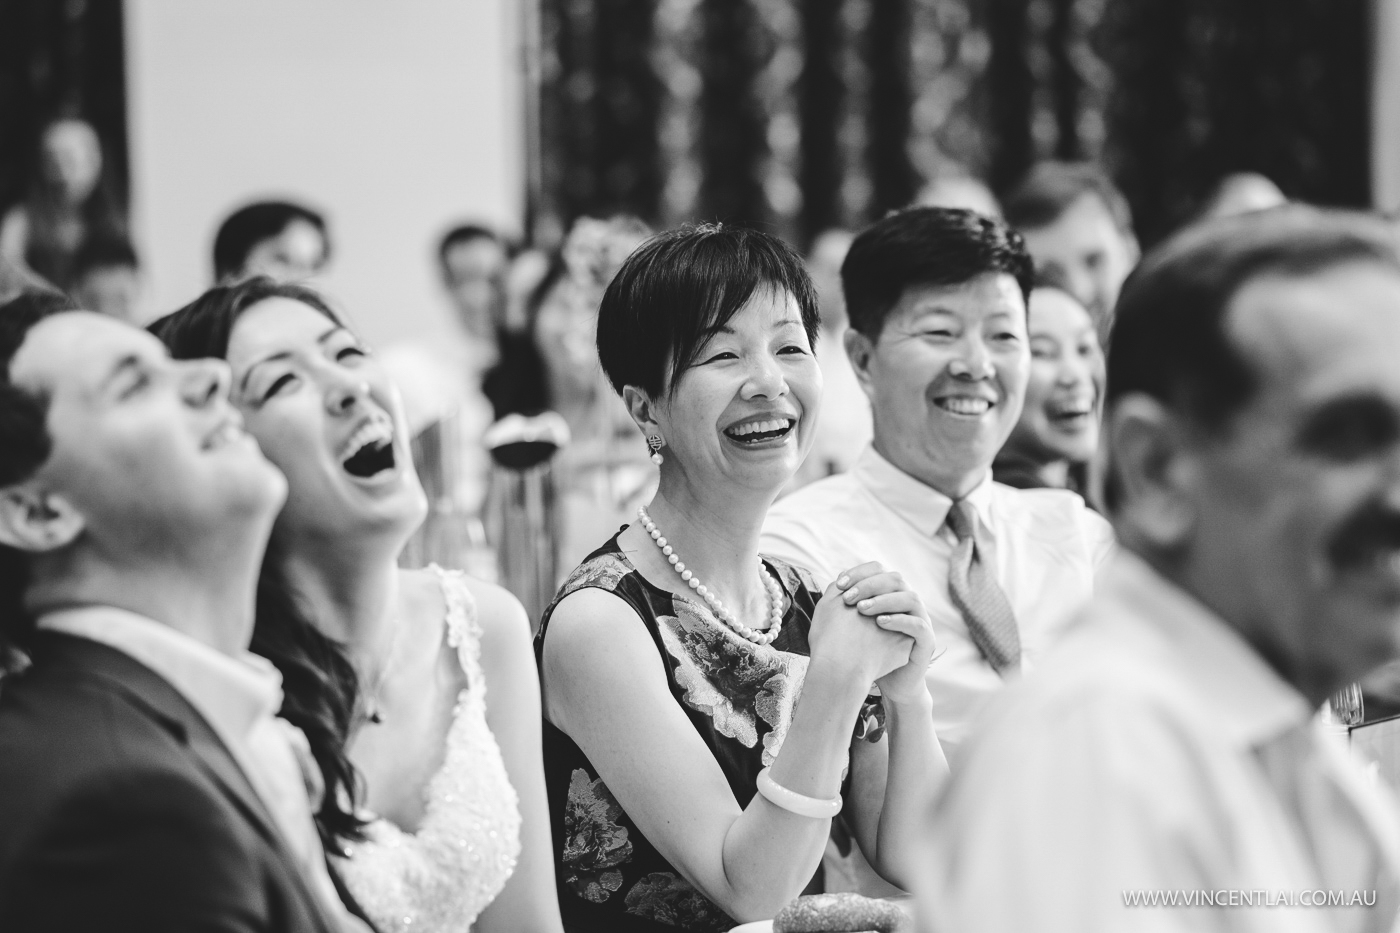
0, 293, 365, 932
918, 207, 1400, 932
763, 208, 1114, 771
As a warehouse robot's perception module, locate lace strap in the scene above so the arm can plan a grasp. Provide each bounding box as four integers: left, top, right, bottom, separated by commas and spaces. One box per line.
426, 564, 485, 690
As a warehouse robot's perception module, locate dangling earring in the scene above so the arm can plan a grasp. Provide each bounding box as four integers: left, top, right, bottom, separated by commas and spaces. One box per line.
647, 434, 665, 466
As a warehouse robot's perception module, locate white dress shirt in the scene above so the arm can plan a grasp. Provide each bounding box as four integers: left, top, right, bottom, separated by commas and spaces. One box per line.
39, 607, 367, 933
763, 445, 1115, 765
921, 551, 1400, 933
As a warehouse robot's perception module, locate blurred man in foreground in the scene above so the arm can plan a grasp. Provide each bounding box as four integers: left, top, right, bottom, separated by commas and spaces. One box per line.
919, 207, 1400, 932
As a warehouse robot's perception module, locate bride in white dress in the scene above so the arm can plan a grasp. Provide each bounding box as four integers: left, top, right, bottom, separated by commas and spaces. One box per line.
151, 279, 564, 933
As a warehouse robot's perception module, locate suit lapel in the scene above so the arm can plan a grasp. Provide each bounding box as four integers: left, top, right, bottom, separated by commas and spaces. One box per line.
33, 632, 340, 933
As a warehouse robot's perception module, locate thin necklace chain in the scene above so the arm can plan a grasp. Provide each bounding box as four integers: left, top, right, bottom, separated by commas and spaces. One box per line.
361, 612, 404, 726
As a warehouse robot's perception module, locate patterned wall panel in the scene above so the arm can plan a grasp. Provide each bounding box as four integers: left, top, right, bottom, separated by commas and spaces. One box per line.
536, 0, 1371, 249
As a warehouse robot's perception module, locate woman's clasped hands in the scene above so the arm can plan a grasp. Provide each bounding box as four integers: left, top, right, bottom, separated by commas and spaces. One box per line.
808, 561, 936, 705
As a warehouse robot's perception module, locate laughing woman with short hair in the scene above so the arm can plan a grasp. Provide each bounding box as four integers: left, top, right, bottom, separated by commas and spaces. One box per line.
537, 225, 947, 931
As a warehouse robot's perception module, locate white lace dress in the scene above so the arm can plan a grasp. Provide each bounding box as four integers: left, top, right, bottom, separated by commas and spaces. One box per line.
337, 566, 522, 933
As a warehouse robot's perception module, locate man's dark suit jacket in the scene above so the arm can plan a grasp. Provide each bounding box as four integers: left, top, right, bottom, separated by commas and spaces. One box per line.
0, 630, 340, 933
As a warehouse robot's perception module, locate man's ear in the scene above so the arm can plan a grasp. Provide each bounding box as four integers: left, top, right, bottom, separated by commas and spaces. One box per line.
1106, 394, 1198, 552
844, 327, 876, 399
0, 486, 84, 553
621, 385, 663, 437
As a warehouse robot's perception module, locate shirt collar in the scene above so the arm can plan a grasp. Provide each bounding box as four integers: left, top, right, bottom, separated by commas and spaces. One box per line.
38, 606, 282, 744
1101, 549, 1312, 748
851, 445, 996, 538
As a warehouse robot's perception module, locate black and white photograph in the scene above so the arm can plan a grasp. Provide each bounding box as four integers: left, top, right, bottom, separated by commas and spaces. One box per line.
3, 1, 1400, 931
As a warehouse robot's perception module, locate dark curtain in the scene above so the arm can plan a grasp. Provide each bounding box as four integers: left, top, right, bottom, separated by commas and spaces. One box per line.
0, 0, 128, 213
985, 0, 1033, 192
697, 0, 768, 225
798, 0, 844, 239
867, 0, 917, 215
1101, 0, 1371, 246
537, 0, 663, 241
533, 0, 1373, 249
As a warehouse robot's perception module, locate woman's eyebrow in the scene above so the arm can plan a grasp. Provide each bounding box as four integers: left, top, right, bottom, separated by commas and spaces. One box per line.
239, 352, 292, 394
238, 326, 346, 393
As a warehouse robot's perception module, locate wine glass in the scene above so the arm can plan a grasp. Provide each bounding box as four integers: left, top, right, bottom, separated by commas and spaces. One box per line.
1328, 682, 1365, 728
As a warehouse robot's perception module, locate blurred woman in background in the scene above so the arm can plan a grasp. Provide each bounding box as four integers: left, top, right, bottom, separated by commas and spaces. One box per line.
151, 278, 563, 933
484, 215, 657, 576
992, 284, 1105, 500
0, 117, 125, 291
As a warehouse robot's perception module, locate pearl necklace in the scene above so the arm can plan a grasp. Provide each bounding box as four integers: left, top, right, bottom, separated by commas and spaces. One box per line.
637, 505, 784, 646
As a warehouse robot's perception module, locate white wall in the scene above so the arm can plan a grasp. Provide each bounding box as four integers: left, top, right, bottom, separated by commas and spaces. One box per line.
1376, 0, 1400, 212
125, 0, 523, 349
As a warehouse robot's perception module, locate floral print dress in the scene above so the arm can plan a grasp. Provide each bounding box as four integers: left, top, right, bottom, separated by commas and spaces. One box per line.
536, 534, 879, 933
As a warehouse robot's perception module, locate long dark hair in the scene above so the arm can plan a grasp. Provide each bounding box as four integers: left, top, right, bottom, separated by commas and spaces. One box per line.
149, 277, 367, 847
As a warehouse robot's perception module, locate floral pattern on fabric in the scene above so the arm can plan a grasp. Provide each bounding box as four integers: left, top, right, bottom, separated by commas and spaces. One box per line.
539, 537, 827, 932
562, 769, 634, 903
785, 562, 820, 599
854, 695, 887, 743
656, 599, 807, 766
624, 872, 732, 931
557, 552, 632, 602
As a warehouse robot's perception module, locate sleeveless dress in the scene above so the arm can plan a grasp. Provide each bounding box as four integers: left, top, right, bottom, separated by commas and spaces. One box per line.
536, 535, 886, 933
337, 565, 522, 933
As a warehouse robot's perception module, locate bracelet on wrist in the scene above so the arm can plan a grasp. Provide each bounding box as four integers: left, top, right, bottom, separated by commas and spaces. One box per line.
755, 767, 843, 819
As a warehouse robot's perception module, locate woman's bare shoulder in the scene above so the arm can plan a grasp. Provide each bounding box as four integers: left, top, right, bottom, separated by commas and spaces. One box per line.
545, 585, 649, 651
541, 586, 670, 732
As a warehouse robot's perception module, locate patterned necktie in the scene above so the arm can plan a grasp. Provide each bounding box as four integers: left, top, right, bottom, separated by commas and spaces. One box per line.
945, 498, 1021, 676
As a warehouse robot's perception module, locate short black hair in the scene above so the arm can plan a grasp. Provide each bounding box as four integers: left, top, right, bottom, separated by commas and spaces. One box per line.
840, 207, 1034, 339
0, 289, 75, 482
0, 289, 78, 659
596, 223, 819, 398
438, 224, 503, 270
1004, 160, 1134, 235
212, 200, 330, 282
73, 233, 139, 280
1107, 205, 1400, 438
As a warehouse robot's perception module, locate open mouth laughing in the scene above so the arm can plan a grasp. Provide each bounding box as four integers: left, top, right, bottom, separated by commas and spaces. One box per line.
934, 395, 996, 418
723, 416, 797, 446
340, 417, 398, 479
1045, 396, 1096, 430
203, 414, 249, 451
